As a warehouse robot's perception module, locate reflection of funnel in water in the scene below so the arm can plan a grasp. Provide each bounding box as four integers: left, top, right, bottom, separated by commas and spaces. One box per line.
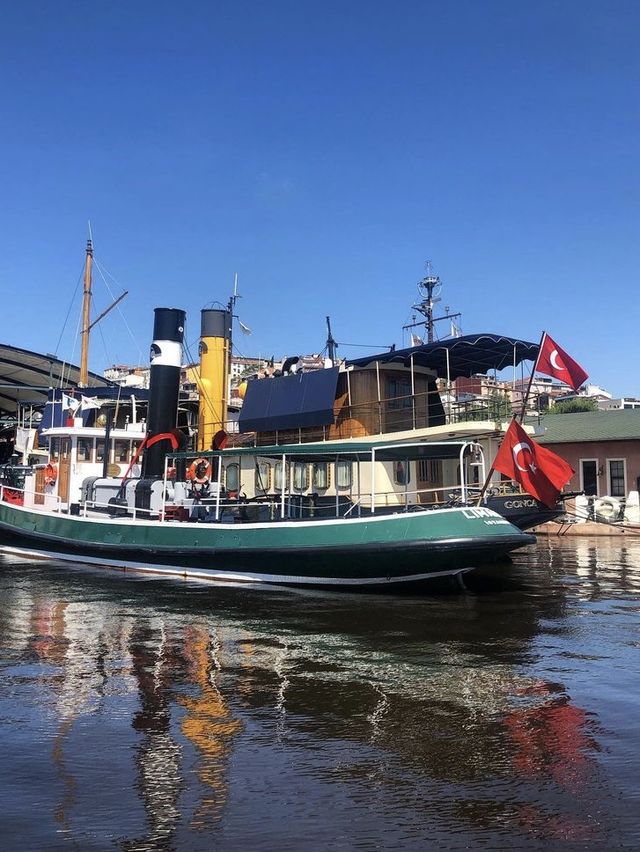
178, 625, 243, 827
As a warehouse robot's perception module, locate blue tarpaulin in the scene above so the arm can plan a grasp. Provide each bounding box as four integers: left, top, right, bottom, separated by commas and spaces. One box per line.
239, 367, 340, 433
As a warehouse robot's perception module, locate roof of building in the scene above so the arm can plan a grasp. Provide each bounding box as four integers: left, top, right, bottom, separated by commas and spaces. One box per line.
536, 409, 640, 444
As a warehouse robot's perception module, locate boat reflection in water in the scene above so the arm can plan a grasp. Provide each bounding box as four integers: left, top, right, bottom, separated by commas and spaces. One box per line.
1, 540, 639, 849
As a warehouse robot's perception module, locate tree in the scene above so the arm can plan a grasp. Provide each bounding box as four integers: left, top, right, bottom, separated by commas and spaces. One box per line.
547, 397, 598, 415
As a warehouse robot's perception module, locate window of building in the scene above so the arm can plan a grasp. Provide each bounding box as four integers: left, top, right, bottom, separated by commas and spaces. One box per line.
76, 438, 94, 463
293, 462, 308, 491
580, 459, 598, 496
336, 460, 352, 488
608, 459, 626, 498
313, 462, 329, 490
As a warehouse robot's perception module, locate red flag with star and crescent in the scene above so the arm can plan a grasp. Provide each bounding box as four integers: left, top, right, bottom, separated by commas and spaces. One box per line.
536, 333, 588, 391
493, 419, 574, 508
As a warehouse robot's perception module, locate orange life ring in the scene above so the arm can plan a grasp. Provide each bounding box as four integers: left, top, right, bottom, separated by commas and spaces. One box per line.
186, 458, 212, 484
44, 462, 58, 486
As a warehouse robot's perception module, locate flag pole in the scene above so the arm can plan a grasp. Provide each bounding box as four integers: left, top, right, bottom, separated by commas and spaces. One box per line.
518, 331, 546, 422
476, 332, 544, 505
475, 415, 517, 505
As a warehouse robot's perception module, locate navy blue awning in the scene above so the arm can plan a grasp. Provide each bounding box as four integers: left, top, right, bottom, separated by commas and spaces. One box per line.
239, 367, 340, 433
347, 334, 539, 380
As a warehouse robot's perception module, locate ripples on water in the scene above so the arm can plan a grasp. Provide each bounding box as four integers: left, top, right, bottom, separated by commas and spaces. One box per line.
1, 538, 639, 850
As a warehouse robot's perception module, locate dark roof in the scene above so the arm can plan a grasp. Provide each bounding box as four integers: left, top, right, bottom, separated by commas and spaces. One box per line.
537, 410, 640, 444
238, 367, 340, 432
0, 343, 112, 417
347, 334, 539, 379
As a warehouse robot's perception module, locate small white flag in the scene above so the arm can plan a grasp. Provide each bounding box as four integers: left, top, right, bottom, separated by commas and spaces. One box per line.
239, 320, 252, 335
62, 393, 80, 412
80, 395, 101, 411
411, 334, 423, 347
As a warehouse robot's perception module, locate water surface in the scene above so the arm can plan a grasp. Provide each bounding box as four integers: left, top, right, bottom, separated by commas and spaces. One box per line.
1, 538, 639, 850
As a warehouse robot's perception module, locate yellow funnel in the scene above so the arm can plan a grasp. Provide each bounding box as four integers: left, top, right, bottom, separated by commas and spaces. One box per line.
198, 309, 232, 451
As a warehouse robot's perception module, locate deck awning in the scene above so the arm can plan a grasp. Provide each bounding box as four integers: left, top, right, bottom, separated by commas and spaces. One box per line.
238, 367, 340, 433
346, 334, 539, 379
0, 343, 113, 418
175, 438, 475, 463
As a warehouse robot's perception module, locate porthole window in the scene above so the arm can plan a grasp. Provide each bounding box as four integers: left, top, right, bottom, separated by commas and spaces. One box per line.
336, 460, 352, 488
293, 462, 308, 491
313, 462, 329, 490
274, 461, 290, 492
256, 460, 271, 491
225, 463, 240, 493
393, 460, 411, 485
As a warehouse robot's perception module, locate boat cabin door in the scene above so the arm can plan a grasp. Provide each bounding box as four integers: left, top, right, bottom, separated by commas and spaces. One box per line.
57, 437, 72, 504
417, 458, 443, 504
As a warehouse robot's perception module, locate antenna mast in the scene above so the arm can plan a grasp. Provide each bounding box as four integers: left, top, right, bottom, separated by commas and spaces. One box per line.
403, 262, 462, 344
79, 238, 93, 387
326, 316, 337, 364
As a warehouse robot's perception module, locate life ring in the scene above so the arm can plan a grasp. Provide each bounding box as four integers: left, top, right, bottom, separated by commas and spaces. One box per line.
186, 458, 212, 484
594, 496, 621, 521
44, 462, 58, 486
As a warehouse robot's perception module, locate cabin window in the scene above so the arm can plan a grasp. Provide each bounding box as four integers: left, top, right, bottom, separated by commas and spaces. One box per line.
49, 438, 60, 461
388, 378, 412, 410
418, 459, 439, 483
274, 461, 290, 492
114, 440, 130, 463
393, 460, 411, 485
225, 463, 240, 493
608, 459, 626, 497
336, 460, 352, 488
77, 438, 93, 463
293, 462, 308, 491
96, 440, 106, 463
313, 462, 330, 490
256, 460, 271, 491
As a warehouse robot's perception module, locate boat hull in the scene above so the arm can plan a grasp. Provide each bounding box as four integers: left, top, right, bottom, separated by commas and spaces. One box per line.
485, 494, 564, 530
0, 502, 534, 588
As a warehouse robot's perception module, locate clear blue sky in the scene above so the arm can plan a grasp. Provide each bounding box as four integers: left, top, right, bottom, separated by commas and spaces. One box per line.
1, 0, 638, 395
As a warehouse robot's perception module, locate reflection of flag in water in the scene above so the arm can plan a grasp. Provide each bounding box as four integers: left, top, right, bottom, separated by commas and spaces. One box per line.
411, 334, 423, 347
493, 418, 574, 507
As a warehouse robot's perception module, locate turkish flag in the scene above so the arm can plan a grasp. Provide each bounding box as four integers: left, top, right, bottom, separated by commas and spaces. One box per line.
493, 418, 574, 508
536, 333, 588, 391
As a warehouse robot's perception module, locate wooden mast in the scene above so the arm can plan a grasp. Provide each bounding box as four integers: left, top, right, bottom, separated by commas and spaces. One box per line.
79, 239, 93, 387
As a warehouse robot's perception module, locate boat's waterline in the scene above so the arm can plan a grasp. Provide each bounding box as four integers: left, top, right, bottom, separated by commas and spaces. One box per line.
0, 542, 479, 586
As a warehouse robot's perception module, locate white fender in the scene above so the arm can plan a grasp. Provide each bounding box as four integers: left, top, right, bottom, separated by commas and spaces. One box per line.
594, 496, 622, 521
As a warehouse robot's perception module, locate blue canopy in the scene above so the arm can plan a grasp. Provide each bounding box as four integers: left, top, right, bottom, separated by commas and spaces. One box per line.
239, 367, 340, 432
347, 334, 538, 380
